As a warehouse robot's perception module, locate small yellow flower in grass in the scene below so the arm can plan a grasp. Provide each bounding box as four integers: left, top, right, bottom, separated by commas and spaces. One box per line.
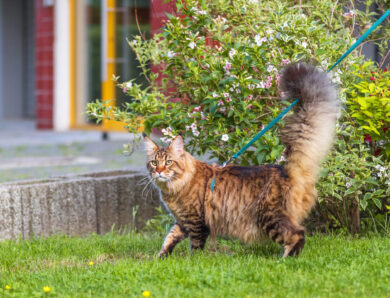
5, 285, 11, 290
43, 286, 51, 293
142, 290, 151, 297
89, 261, 94, 266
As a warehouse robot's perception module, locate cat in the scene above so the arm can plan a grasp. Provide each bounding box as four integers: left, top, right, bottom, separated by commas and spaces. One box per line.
143, 62, 340, 258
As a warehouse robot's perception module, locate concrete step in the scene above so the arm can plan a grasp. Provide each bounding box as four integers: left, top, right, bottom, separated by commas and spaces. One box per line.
0, 170, 160, 240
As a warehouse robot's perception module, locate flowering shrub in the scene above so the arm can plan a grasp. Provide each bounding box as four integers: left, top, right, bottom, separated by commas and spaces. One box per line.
347, 62, 390, 159
315, 121, 390, 234
86, 0, 384, 164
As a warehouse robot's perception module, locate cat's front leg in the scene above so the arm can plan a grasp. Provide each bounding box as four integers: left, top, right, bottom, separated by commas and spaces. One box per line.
158, 224, 188, 258
189, 225, 210, 252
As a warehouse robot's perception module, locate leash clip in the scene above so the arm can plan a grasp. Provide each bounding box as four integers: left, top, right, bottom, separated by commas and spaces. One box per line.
211, 156, 236, 192
222, 156, 236, 167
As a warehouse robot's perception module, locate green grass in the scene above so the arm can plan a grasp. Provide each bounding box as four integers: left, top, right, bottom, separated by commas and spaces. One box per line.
0, 232, 389, 297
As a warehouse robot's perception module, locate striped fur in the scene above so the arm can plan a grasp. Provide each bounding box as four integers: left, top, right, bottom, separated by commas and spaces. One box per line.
143, 63, 339, 258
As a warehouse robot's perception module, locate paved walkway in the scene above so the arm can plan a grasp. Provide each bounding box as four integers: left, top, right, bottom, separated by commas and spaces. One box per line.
0, 120, 147, 183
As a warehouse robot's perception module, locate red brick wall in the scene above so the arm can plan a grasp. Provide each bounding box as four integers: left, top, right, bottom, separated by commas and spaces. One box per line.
150, 0, 176, 84
150, 0, 176, 135
35, 0, 54, 129
150, 0, 176, 36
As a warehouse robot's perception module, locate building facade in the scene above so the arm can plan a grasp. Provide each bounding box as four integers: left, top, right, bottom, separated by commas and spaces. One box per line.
0, 0, 175, 131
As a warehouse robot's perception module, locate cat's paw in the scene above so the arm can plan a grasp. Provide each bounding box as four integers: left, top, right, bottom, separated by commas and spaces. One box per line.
157, 250, 169, 259
282, 230, 306, 258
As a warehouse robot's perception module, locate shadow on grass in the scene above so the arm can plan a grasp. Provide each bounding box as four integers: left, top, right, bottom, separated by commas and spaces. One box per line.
161, 237, 282, 259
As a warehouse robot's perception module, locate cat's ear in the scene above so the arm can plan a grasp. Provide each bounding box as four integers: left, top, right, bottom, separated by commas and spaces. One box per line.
142, 133, 158, 156
169, 135, 184, 156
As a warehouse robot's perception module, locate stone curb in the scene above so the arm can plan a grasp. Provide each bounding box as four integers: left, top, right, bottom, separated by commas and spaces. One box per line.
0, 170, 160, 240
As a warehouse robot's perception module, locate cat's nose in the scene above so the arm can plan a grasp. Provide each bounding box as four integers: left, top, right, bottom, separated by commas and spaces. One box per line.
156, 168, 163, 174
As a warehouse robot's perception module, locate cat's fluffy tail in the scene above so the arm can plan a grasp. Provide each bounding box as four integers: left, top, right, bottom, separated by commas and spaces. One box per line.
279, 62, 340, 221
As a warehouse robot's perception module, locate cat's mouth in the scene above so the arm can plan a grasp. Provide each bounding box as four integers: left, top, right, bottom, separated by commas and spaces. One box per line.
152, 174, 171, 183
156, 176, 169, 182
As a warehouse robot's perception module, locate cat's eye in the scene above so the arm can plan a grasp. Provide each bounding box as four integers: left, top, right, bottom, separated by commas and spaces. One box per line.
150, 160, 157, 166
166, 160, 173, 165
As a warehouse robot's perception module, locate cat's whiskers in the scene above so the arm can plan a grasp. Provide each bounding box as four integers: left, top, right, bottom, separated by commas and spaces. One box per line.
137, 176, 152, 186
142, 176, 156, 199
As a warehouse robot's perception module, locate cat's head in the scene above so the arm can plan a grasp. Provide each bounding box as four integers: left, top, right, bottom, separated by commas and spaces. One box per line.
143, 134, 188, 185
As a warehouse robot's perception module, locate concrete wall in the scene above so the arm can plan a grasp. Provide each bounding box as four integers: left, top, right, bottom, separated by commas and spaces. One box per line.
0, 170, 160, 240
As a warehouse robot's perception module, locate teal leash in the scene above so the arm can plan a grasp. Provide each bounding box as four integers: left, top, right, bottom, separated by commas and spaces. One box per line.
210, 9, 390, 192
328, 9, 390, 72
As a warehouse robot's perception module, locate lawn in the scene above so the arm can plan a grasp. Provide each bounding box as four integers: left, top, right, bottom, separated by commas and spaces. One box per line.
0, 232, 389, 297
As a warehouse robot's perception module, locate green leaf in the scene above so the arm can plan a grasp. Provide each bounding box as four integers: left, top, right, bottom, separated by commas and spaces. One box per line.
344, 188, 356, 196
360, 200, 368, 210
333, 192, 342, 200
372, 197, 382, 209
256, 151, 266, 164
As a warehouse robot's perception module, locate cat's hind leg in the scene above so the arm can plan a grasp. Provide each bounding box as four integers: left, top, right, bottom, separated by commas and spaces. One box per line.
261, 212, 305, 257
158, 224, 188, 258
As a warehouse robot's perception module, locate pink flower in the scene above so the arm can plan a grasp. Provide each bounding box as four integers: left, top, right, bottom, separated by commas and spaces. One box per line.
275, 74, 281, 86
229, 106, 234, 111
188, 41, 196, 49
364, 135, 372, 143
218, 100, 225, 106
267, 65, 277, 73
343, 10, 356, 20
264, 75, 273, 88
247, 104, 254, 110
162, 127, 173, 137
193, 130, 200, 137
224, 61, 232, 71
226, 97, 232, 102
246, 95, 253, 101
281, 58, 290, 65
167, 51, 176, 58
223, 93, 229, 98
229, 49, 236, 59
193, 106, 202, 112
257, 82, 265, 89
123, 87, 127, 93
219, 107, 226, 114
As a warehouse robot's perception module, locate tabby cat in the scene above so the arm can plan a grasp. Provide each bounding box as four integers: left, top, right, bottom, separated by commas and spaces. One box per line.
143, 63, 340, 257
